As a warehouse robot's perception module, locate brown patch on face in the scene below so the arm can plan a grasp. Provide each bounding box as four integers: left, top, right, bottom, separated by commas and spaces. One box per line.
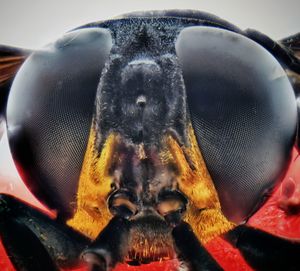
108, 141, 179, 205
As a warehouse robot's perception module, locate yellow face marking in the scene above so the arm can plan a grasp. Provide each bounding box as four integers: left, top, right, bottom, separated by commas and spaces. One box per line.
165, 125, 235, 243
68, 122, 234, 243
67, 128, 117, 239
166, 125, 219, 210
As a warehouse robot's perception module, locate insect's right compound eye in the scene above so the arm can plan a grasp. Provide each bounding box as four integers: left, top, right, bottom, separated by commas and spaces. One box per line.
176, 26, 297, 223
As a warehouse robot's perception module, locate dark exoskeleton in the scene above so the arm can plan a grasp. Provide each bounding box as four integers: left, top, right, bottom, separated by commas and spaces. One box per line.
0, 10, 300, 271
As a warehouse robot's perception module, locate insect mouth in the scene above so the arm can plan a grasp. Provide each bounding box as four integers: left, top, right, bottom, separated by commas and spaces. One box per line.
82, 214, 182, 271
125, 213, 176, 265
107, 186, 188, 264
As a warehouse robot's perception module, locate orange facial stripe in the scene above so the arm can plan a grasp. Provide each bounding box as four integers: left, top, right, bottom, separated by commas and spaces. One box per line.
166, 125, 235, 243
68, 123, 234, 243
67, 128, 117, 239
166, 126, 219, 210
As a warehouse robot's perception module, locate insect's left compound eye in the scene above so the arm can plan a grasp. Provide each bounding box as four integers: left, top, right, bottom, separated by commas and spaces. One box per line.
6, 28, 112, 219
176, 27, 297, 223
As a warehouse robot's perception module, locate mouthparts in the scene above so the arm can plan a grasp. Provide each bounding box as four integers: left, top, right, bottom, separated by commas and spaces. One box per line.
126, 213, 176, 264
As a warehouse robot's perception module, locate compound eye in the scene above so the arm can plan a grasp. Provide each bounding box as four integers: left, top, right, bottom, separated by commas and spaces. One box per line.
6, 27, 112, 219
157, 190, 187, 225
176, 26, 297, 223
108, 189, 138, 219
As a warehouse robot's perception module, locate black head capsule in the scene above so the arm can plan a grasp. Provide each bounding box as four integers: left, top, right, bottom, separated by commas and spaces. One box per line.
96, 53, 188, 147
